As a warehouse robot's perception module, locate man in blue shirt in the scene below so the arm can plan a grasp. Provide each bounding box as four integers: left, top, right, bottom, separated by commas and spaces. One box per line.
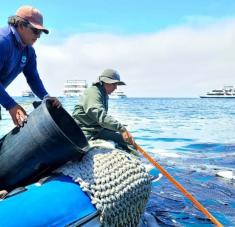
0, 5, 60, 127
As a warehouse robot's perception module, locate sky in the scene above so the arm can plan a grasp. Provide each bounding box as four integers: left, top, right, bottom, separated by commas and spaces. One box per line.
1, 0, 235, 97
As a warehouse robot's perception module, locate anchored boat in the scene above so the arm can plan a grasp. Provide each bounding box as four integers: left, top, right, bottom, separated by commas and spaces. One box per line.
63, 80, 88, 97
109, 90, 127, 99
200, 85, 235, 98
22, 90, 35, 97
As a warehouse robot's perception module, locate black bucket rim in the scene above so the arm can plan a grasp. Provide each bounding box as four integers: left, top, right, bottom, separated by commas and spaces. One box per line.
41, 99, 88, 152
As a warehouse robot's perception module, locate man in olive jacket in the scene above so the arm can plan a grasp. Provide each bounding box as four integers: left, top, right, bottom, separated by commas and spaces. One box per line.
72, 69, 137, 154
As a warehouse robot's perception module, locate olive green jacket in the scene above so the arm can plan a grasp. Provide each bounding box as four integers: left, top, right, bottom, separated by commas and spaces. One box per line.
72, 84, 124, 138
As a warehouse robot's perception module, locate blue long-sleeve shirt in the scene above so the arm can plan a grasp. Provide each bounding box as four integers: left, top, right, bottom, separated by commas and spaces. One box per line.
0, 26, 48, 110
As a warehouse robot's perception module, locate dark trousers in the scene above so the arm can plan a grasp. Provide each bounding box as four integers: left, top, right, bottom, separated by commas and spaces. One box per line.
91, 128, 139, 156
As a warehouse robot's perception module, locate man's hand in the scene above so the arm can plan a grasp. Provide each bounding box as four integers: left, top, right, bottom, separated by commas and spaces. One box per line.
9, 104, 28, 127
121, 129, 134, 145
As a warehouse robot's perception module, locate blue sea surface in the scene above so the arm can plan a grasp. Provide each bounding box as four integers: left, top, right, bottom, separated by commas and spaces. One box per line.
0, 97, 235, 226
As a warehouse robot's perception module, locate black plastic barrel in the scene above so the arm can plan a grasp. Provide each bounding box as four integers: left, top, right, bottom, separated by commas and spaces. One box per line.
0, 99, 88, 190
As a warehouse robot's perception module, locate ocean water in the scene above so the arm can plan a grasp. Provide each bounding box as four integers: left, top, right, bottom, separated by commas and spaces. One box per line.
0, 97, 235, 226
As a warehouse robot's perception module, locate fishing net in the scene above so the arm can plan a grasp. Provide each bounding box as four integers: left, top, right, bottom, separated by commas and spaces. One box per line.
55, 144, 151, 227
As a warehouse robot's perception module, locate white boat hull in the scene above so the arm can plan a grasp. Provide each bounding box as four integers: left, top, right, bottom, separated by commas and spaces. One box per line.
200, 95, 235, 98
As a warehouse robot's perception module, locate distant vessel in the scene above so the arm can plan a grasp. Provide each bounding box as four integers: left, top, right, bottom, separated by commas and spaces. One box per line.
22, 90, 35, 97
110, 90, 127, 99
63, 80, 88, 97
200, 86, 235, 98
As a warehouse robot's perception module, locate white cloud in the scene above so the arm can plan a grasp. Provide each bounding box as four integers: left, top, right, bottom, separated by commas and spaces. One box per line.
7, 18, 235, 97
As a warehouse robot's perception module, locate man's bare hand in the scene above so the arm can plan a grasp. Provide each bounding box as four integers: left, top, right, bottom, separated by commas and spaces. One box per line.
9, 104, 28, 127
121, 129, 134, 145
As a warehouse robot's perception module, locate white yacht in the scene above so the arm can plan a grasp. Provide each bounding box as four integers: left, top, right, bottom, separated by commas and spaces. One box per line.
110, 90, 127, 99
22, 90, 35, 97
200, 85, 235, 98
63, 80, 88, 97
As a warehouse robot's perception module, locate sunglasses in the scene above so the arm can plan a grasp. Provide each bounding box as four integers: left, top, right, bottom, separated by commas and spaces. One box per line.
27, 25, 42, 36
21, 20, 42, 35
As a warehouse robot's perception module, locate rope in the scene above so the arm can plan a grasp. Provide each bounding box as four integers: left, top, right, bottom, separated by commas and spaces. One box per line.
55, 146, 151, 227
132, 141, 224, 227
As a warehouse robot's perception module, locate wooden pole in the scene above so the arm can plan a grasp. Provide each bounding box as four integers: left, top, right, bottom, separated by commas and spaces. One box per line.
131, 141, 223, 227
